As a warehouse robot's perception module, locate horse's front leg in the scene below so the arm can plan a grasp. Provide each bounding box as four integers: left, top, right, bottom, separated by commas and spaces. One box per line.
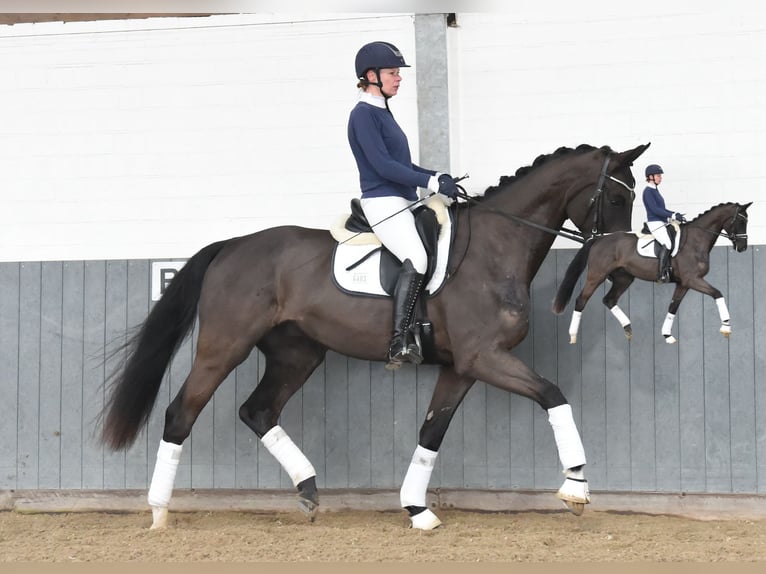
400, 366, 475, 530
458, 349, 590, 514
686, 278, 731, 338
660, 285, 689, 344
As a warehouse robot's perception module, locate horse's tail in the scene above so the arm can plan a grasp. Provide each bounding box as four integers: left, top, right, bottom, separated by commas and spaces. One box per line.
101, 239, 230, 450
552, 239, 595, 314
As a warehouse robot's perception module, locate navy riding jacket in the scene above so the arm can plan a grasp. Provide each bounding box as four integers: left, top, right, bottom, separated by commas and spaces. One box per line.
348, 99, 434, 201
642, 184, 674, 222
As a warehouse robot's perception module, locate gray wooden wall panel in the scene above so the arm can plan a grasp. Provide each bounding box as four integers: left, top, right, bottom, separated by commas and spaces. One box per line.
754, 247, 766, 493
0, 263, 20, 487
18, 262, 41, 488
61, 262, 85, 489
727, 248, 757, 492
702, 249, 732, 492
653, 282, 681, 492
627, 278, 655, 489
1, 247, 763, 497
678, 288, 706, 492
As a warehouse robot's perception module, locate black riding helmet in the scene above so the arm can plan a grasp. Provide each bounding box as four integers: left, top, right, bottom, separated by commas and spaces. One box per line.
355, 41, 410, 98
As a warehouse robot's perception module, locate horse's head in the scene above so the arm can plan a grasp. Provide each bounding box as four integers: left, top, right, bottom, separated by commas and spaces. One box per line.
564, 143, 650, 238
724, 202, 751, 252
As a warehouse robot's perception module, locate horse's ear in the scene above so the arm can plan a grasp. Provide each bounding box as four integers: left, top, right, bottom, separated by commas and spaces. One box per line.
742, 201, 753, 210
614, 142, 651, 167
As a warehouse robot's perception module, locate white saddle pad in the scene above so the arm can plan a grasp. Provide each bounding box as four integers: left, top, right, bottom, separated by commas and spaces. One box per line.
330, 196, 453, 297
634, 221, 681, 257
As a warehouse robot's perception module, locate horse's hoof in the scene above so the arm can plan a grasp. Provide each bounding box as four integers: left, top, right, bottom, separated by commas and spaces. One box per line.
720, 326, 731, 337
150, 506, 168, 530
556, 475, 590, 516
664, 335, 677, 344
298, 495, 319, 522
569, 335, 577, 345
409, 508, 442, 530
624, 326, 633, 340
562, 500, 586, 516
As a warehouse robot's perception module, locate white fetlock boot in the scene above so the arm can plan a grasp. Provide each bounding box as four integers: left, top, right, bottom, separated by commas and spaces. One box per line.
147, 439, 183, 530
556, 467, 591, 515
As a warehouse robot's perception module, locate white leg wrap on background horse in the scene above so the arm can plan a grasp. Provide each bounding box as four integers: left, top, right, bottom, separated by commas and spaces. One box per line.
662, 312, 675, 336
147, 439, 183, 508
568, 311, 582, 343
715, 297, 730, 323
609, 305, 631, 327
400, 445, 438, 508
547, 404, 586, 470
261, 425, 316, 486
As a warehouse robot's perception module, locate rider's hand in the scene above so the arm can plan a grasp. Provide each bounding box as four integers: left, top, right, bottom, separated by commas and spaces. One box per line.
674, 212, 687, 223
437, 173, 459, 199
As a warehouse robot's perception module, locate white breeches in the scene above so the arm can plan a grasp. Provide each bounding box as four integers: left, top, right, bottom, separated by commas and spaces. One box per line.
361, 196, 428, 273
646, 220, 671, 249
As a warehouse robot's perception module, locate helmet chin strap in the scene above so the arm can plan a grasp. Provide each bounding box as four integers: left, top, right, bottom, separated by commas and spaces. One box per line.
368, 69, 393, 111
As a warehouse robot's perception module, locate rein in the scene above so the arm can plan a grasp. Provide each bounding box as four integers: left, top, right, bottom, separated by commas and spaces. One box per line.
684, 210, 748, 244
446, 158, 634, 278
453, 153, 635, 245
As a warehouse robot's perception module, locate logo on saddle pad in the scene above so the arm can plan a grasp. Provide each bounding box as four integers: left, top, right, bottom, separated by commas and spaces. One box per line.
330, 196, 454, 297
634, 221, 682, 258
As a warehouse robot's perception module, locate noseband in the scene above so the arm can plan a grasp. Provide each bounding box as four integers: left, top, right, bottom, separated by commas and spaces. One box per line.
724, 210, 749, 244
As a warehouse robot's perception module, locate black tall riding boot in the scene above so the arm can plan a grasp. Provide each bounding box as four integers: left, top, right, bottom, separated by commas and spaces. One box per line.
386, 259, 425, 370
657, 246, 671, 283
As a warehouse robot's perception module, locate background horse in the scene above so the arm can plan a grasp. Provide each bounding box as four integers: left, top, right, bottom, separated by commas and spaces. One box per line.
101, 142, 649, 530
553, 202, 751, 344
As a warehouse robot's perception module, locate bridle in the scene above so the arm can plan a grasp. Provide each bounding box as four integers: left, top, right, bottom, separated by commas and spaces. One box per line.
724, 209, 749, 244
685, 206, 749, 246
452, 152, 636, 244
446, 154, 636, 277
583, 153, 636, 237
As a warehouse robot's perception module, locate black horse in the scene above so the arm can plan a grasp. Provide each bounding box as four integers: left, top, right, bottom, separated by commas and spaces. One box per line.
553, 202, 751, 344
101, 143, 649, 530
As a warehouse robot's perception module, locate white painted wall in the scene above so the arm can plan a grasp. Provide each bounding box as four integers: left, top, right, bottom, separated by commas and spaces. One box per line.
449, 3, 766, 247
2, 6, 764, 262
0, 13, 420, 261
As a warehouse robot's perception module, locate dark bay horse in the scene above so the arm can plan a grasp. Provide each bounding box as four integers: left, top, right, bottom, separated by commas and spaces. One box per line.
101, 142, 650, 530
553, 201, 751, 344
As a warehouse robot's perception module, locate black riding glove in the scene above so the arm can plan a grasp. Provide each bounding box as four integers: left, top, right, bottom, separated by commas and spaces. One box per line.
437, 174, 459, 199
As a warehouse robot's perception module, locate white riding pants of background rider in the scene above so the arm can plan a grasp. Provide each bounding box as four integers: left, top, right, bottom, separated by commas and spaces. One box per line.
361, 196, 428, 274
646, 220, 671, 249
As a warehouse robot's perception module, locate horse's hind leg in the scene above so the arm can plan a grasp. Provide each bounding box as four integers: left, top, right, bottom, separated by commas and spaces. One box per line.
400, 366, 475, 530
661, 285, 689, 344
568, 268, 609, 344
602, 270, 635, 340
149, 331, 255, 529
238, 322, 327, 521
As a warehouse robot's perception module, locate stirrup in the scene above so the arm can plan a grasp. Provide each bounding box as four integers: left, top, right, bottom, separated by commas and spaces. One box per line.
386, 337, 423, 370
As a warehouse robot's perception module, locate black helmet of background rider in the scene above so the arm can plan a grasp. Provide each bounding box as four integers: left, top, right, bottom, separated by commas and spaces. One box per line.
645, 164, 664, 182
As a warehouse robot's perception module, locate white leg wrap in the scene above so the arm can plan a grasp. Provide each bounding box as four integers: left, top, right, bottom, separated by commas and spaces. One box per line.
400, 445, 438, 508
547, 404, 586, 470
568, 310, 582, 343
662, 312, 676, 336
261, 425, 316, 487
715, 297, 730, 323
147, 439, 183, 508
609, 305, 631, 328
